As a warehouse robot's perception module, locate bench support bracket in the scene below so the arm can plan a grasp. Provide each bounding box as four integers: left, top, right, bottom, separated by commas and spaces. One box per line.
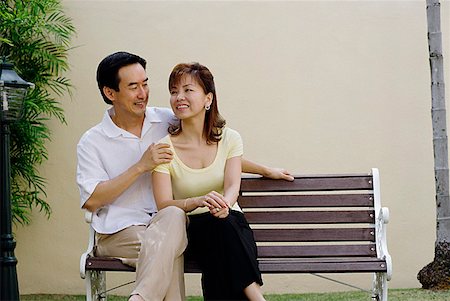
372, 272, 388, 301
86, 270, 106, 301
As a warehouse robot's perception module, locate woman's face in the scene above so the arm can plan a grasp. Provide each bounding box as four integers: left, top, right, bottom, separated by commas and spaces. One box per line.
169, 74, 212, 120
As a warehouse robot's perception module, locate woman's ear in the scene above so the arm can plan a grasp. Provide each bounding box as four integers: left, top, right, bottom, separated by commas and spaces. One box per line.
206, 92, 213, 107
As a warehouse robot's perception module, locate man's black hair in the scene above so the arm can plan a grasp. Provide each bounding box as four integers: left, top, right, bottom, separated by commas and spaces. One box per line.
96, 51, 147, 105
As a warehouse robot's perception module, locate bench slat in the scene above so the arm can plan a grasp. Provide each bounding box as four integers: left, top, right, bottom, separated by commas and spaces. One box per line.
258, 258, 387, 273
245, 210, 375, 224
86, 256, 387, 274
238, 194, 374, 208
257, 244, 377, 258
240, 176, 373, 192
86, 257, 134, 272
253, 228, 375, 242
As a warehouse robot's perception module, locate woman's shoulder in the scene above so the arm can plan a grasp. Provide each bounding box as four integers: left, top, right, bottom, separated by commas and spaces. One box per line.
157, 134, 171, 144
221, 127, 243, 157
221, 127, 243, 150
222, 127, 242, 140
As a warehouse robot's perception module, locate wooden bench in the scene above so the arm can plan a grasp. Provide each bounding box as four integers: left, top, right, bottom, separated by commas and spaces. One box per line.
80, 168, 392, 301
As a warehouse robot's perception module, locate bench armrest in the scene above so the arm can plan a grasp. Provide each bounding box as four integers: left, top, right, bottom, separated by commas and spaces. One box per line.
372, 168, 392, 281
376, 207, 392, 280
372, 168, 392, 280
80, 210, 95, 279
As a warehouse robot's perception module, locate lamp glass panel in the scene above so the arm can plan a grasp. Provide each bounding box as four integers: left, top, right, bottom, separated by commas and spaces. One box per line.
1, 86, 27, 122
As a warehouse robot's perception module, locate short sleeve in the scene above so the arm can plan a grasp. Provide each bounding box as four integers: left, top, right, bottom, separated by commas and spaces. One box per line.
153, 162, 170, 174
152, 135, 172, 175
76, 134, 110, 208
225, 128, 243, 159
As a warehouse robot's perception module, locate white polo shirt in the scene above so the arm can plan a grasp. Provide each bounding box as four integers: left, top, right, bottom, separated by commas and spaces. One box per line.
76, 106, 176, 234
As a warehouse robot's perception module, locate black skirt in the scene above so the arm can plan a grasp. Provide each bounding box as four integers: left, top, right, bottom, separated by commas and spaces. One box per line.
185, 210, 263, 301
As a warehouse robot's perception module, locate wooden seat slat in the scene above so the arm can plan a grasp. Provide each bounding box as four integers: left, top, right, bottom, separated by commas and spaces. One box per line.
86, 257, 134, 272
258, 260, 387, 273
86, 256, 387, 273
240, 176, 373, 192
244, 210, 375, 224
262, 257, 385, 263
252, 228, 375, 242
238, 194, 374, 208
256, 244, 377, 258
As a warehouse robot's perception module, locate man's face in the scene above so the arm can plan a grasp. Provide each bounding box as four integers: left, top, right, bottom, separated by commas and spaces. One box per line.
107, 63, 149, 118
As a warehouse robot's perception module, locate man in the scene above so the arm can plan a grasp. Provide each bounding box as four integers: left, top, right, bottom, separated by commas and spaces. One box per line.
76, 51, 293, 301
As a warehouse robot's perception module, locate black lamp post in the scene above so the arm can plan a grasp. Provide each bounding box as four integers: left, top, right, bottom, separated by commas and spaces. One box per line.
0, 60, 34, 301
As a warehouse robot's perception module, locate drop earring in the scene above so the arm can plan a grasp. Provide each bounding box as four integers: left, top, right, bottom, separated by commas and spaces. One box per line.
205, 104, 211, 111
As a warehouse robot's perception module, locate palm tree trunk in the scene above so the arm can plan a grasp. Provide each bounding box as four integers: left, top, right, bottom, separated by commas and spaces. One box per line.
417, 0, 450, 290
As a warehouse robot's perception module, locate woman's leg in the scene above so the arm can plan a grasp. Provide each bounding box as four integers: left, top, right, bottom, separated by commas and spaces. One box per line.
188, 211, 263, 300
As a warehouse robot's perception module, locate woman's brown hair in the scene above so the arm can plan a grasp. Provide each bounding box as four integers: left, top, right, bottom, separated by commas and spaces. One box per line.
168, 63, 226, 144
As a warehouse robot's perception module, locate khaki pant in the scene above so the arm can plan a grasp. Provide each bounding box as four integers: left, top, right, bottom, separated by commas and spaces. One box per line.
95, 206, 187, 301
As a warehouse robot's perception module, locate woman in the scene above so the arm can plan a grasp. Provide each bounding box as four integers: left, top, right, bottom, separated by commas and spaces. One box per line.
152, 62, 265, 301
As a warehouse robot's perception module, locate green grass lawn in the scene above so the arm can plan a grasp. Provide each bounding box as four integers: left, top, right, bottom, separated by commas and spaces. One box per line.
20, 288, 450, 301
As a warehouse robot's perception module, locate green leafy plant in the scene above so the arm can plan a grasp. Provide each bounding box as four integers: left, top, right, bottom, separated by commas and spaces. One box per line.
0, 0, 75, 225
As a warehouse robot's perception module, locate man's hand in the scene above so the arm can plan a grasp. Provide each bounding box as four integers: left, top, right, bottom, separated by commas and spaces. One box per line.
139, 143, 173, 172
263, 167, 294, 181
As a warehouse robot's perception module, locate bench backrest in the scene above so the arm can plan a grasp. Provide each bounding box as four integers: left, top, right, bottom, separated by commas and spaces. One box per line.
239, 172, 379, 260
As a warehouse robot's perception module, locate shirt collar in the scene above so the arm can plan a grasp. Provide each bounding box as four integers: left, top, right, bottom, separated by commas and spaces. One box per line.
101, 107, 163, 138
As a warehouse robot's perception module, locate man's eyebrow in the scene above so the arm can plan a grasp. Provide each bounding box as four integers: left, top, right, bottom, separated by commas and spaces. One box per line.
128, 77, 149, 87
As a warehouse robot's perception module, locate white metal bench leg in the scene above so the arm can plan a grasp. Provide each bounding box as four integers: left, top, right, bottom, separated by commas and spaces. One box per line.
372, 272, 388, 301
86, 270, 107, 301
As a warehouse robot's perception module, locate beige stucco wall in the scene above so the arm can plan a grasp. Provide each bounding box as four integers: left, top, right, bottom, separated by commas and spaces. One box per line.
13, 0, 450, 296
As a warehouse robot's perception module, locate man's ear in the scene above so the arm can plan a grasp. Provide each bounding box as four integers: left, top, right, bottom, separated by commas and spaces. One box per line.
103, 86, 115, 103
